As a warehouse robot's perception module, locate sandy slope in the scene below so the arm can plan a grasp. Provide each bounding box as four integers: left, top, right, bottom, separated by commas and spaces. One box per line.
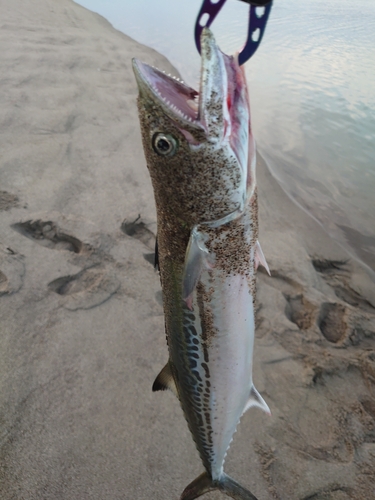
1, 0, 374, 499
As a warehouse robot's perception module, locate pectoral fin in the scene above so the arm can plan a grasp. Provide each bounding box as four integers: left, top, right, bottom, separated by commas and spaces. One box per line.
244, 385, 271, 415
182, 227, 213, 309
255, 241, 270, 275
152, 362, 178, 398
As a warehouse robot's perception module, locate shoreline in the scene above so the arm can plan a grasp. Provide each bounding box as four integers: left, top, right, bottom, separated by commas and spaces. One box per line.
259, 147, 375, 282
74, 0, 375, 280
0, 0, 375, 499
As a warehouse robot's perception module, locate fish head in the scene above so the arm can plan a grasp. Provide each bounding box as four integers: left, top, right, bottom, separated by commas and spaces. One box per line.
132, 28, 255, 226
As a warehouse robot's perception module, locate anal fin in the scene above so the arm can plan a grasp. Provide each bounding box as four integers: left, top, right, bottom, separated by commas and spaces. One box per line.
152, 362, 178, 398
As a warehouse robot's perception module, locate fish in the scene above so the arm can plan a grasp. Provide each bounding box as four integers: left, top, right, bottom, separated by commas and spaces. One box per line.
132, 28, 271, 500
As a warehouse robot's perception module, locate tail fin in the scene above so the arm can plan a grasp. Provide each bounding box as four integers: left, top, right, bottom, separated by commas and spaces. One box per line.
180, 471, 258, 500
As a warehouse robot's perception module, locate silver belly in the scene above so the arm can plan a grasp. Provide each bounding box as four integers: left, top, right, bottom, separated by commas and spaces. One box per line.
170, 270, 255, 480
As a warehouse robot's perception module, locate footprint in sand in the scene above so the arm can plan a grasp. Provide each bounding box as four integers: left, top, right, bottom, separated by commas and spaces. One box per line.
121, 215, 161, 305
285, 294, 317, 331
121, 215, 158, 267
12, 220, 84, 253
256, 257, 375, 498
311, 258, 348, 274
318, 302, 347, 344
0, 247, 25, 296
312, 258, 375, 345
48, 265, 120, 311
12, 218, 119, 310
121, 215, 155, 251
264, 257, 374, 346
313, 258, 375, 312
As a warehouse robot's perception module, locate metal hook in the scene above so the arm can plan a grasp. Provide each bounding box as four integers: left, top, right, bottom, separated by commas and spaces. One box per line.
194, 0, 273, 65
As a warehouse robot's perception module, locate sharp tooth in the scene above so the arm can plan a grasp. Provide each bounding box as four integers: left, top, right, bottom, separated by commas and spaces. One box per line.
187, 99, 198, 112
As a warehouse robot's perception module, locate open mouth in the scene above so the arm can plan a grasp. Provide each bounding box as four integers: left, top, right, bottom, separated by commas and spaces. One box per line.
133, 27, 251, 169
132, 28, 241, 137
132, 60, 201, 124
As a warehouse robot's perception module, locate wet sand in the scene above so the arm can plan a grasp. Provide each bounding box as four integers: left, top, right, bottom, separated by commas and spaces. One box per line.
1, 0, 375, 499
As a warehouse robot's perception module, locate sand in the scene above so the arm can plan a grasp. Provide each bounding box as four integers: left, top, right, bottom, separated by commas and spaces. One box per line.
1, 0, 375, 498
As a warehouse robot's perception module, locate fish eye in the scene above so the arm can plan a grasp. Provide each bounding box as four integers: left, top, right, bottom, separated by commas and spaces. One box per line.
152, 133, 178, 157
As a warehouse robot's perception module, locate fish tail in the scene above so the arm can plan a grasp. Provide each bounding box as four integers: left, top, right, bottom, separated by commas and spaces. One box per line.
180, 471, 259, 500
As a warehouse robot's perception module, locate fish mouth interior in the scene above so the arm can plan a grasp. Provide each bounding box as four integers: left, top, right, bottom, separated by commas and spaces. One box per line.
134, 60, 200, 123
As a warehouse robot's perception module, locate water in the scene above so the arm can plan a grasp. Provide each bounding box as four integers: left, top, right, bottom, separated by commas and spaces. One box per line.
75, 0, 375, 273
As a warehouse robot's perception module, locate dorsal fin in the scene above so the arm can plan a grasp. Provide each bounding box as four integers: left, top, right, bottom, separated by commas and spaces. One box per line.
152, 362, 178, 398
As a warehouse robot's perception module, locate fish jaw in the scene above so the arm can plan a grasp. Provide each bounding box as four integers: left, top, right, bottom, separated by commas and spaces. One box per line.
199, 28, 254, 193
132, 58, 206, 140
132, 28, 256, 211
